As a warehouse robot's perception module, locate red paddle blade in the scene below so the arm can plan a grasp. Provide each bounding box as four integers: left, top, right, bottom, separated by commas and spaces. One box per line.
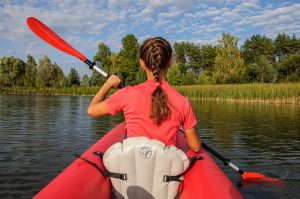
26, 17, 86, 61
242, 172, 282, 183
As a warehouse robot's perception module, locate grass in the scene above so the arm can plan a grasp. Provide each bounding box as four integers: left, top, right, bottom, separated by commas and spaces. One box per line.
174, 83, 300, 104
1, 83, 300, 104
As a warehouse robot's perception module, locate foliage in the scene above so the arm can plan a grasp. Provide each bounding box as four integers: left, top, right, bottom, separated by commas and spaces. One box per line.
51, 63, 66, 87
94, 42, 112, 74
213, 33, 245, 84
277, 54, 300, 82
117, 34, 140, 85
275, 33, 300, 61
241, 34, 275, 65
81, 74, 90, 86
0, 56, 25, 87
36, 56, 53, 88
246, 56, 278, 83
167, 63, 183, 85
1, 33, 299, 93
67, 68, 80, 86
24, 55, 37, 87
90, 70, 104, 86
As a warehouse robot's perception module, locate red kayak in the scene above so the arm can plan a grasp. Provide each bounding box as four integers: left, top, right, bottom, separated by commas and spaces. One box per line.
33, 123, 243, 199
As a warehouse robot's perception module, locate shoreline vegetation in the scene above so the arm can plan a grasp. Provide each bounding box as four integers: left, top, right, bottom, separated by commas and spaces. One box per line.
1, 83, 299, 105
1, 33, 299, 105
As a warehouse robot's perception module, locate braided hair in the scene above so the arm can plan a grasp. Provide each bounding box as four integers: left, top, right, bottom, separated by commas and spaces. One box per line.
140, 37, 172, 125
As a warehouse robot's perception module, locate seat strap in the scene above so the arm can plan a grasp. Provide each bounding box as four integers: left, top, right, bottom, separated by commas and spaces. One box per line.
163, 156, 203, 182
76, 154, 128, 180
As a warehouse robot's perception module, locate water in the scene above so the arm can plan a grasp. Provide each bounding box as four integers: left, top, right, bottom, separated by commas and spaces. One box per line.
0, 95, 299, 199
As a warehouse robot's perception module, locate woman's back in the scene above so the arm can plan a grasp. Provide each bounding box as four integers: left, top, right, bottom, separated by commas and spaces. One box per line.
105, 79, 197, 145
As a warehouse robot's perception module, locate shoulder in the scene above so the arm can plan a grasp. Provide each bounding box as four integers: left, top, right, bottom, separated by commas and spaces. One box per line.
163, 82, 189, 102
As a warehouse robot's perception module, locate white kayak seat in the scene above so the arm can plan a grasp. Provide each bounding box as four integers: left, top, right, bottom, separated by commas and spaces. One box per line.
102, 137, 191, 199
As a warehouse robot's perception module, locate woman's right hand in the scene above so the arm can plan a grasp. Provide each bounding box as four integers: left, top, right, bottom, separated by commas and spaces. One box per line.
105, 75, 121, 89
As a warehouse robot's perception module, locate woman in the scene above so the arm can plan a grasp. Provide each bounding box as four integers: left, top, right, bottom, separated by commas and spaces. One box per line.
87, 37, 201, 152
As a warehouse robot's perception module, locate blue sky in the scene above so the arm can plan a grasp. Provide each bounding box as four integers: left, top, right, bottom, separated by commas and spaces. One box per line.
0, 0, 299, 76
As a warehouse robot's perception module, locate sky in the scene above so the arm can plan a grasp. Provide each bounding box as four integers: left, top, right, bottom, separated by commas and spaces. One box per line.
0, 0, 299, 76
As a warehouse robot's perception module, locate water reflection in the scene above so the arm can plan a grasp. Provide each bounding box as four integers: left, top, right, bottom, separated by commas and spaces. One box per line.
0, 95, 299, 199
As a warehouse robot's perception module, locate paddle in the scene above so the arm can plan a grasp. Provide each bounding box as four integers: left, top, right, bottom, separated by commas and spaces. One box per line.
202, 142, 281, 183
26, 17, 124, 88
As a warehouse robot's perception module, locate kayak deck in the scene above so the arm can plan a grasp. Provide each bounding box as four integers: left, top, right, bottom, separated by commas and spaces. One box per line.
34, 122, 243, 199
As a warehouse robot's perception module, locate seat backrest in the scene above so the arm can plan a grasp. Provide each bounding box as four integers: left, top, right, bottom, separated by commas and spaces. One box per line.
103, 137, 190, 199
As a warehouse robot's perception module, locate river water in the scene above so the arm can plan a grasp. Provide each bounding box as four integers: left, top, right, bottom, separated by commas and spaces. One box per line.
0, 94, 299, 199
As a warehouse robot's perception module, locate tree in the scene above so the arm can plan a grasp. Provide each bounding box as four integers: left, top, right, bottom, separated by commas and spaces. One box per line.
277, 54, 300, 82
51, 63, 65, 87
167, 63, 183, 85
36, 56, 53, 88
67, 68, 80, 86
0, 56, 25, 87
81, 74, 90, 86
24, 55, 37, 87
94, 42, 112, 74
201, 45, 216, 71
246, 56, 277, 83
241, 34, 275, 65
118, 34, 140, 85
90, 70, 104, 86
213, 33, 245, 84
274, 33, 299, 61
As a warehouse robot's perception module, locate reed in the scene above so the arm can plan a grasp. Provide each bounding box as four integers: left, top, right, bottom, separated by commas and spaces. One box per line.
174, 83, 300, 104
1, 83, 299, 104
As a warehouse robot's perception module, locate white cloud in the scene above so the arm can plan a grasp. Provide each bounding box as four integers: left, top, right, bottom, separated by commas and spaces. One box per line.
237, 3, 300, 36
0, 0, 299, 68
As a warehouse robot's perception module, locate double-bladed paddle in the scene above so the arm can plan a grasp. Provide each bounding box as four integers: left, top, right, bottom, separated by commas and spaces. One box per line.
27, 16, 281, 184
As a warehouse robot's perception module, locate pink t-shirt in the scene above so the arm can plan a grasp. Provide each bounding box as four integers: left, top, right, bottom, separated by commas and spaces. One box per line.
104, 79, 197, 146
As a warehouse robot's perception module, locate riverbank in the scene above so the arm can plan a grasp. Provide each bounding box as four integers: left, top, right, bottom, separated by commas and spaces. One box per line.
1, 83, 299, 104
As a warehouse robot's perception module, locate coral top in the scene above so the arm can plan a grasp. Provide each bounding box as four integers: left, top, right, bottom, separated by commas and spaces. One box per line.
105, 79, 197, 146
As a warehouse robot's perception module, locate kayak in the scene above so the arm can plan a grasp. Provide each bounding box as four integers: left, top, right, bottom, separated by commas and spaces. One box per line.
33, 122, 243, 199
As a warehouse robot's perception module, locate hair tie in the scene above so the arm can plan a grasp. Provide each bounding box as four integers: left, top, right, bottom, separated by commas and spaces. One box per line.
154, 82, 160, 87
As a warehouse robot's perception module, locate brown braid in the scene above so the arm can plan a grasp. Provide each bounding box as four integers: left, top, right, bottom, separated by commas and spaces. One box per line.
140, 37, 172, 125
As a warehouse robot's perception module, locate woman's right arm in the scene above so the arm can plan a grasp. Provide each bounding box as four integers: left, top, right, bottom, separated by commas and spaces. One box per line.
87, 75, 121, 117
184, 127, 202, 152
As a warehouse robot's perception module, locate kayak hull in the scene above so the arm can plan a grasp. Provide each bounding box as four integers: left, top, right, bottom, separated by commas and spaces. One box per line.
34, 123, 243, 199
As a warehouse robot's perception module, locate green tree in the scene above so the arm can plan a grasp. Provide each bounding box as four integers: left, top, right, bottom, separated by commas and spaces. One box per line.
246, 56, 278, 83
110, 52, 120, 74
167, 63, 183, 85
0, 56, 25, 87
94, 42, 112, 74
201, 45, 217, 71
274, 33, 299, 61
81, 74, 90, 86
67, 68, 80, 86
277, 54, 300, 82
213, 33, 245, 84
90, 70, 104, 86
173, 42, 190, 74
241, 34, 275, 65
36, 56, 53, 88
118, 34, 140, 85
51, 63, 65, 87
24, 55, 37, 87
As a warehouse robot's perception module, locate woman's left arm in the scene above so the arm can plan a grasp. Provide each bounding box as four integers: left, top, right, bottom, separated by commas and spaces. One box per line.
87, 75, 121, 117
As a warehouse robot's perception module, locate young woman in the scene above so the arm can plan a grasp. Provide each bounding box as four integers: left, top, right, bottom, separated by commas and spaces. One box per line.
87, 37, 201, 152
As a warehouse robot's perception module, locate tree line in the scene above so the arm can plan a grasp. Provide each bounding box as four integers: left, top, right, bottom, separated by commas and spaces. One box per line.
0, 32, 299, 89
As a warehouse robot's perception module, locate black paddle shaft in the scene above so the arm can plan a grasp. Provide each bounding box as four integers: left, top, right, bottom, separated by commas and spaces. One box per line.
84, 58, 125, 89
202, 142, 244, 175
202, 142, 230, 164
